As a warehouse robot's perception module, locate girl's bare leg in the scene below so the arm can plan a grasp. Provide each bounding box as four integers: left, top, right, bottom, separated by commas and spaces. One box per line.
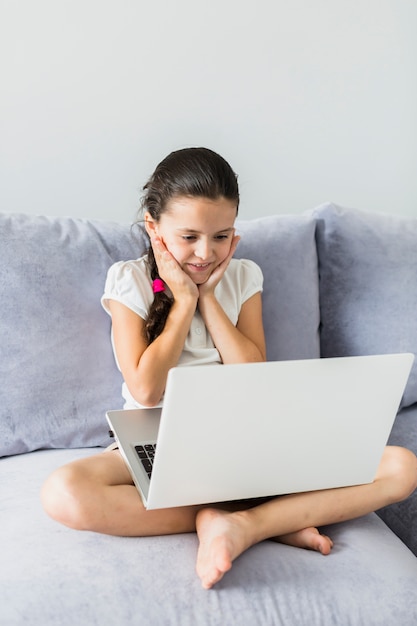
41, 450, 203, 536
195, 446, 417, 588
42, 445, 417, 589
41, 451, 326, 545
42, 451, 332, 549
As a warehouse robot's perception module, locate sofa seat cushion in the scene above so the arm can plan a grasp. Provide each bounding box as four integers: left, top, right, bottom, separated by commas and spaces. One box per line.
3, 448, 417, 626
314, 202, 417, 408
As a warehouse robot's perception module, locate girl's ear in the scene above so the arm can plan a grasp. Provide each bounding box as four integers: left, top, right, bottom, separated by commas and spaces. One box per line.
144, 212, 158, 238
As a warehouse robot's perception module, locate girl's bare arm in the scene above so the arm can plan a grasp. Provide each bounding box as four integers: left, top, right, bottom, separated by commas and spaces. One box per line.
108, 294, 196, 407
197, 235, 266, 364
198, 291, 266, 364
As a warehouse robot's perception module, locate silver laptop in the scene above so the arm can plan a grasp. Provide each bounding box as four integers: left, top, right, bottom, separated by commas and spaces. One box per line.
106, 353, 413, 510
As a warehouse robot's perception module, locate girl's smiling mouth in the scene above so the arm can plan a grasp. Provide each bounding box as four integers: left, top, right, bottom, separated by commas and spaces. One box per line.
188, 262, 212, 270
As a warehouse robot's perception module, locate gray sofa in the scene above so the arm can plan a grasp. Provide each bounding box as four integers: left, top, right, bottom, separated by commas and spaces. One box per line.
2, 202, 417, 626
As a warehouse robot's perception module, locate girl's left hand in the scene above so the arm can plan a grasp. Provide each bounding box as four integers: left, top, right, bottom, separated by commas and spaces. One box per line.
198, 234, 240, 296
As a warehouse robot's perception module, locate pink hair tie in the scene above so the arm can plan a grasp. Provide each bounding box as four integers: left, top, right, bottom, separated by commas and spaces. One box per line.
152, 278, 165, 294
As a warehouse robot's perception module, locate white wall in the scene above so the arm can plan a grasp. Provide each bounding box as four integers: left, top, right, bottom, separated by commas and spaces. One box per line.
1, 0, 416, 222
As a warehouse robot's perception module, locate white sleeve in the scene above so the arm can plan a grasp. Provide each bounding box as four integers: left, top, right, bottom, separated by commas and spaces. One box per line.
101, 259, 153, 320
238, 258, 264, 303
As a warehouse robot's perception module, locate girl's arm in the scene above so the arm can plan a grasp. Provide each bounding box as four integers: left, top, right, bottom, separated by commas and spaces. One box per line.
196, 239, 265, 363
198, 290, 266, 364
108, 292, 197, 407
109, 236, 201, 406
197, 236, 266, 364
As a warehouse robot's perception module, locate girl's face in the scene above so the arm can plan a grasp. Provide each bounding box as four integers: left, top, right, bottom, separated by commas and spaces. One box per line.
146, 195, 238, 284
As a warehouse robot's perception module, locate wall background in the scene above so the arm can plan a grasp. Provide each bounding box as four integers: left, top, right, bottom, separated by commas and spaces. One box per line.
1, 0, 416, 223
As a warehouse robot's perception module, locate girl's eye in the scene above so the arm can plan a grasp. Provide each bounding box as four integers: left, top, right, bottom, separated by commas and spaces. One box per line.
181, 234, 229, 242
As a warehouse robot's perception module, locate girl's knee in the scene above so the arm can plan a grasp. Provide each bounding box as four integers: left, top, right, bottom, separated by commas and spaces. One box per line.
41, 463, 92, 531
381, 446, 417, 502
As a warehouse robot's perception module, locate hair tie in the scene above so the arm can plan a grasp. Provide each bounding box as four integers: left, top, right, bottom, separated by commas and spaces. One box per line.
152, 278, 165, 294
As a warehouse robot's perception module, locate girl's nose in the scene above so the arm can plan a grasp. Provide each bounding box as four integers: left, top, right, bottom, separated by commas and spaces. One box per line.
195, 239, 211, 259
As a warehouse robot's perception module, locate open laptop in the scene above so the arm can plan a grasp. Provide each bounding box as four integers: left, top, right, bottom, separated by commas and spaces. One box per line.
106, 353, 414, 510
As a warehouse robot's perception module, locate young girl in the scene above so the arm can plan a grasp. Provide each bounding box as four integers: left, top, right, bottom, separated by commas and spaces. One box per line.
42, 147, 417, 590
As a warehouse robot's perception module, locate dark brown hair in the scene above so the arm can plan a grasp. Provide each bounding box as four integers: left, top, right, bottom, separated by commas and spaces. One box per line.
139, 147, 239, 344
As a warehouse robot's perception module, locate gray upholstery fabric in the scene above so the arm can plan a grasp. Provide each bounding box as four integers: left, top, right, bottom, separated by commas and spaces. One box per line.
0, 213, 147, 456
313, 202, 417, 408
235, 214, 320, 362
3, 448, 417, 626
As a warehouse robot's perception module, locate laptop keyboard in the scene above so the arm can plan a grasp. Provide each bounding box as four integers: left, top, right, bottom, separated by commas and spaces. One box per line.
134, 443, 156, 478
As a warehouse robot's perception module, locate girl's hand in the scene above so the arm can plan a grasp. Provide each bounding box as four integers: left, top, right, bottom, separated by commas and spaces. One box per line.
198, 234, 240, 296
151, 236, 199, 301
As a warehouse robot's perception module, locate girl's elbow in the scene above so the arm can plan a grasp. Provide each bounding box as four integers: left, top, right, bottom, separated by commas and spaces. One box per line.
126, 380, 163, 408
135, 389, 163, 408
141, 396, 162, 408
246, 345, 266, 363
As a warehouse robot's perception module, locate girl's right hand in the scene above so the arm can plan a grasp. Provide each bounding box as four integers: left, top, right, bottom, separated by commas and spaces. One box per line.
151, 236, 199, 301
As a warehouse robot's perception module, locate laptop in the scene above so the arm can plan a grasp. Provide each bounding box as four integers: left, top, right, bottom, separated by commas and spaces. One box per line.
106, 353, 414, 510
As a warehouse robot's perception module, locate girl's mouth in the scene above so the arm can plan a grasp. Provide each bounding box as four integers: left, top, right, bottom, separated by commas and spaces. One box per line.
188, 263, 211, 272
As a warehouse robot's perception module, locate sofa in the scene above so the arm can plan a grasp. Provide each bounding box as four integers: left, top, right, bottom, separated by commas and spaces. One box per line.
2, 202, 417, 626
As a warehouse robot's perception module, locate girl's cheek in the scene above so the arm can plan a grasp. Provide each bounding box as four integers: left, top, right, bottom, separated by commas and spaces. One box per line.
222, 240, 234, 259
165, 243, 184, 264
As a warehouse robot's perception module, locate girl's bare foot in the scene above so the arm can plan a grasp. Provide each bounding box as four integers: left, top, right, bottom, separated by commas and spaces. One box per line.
195, 509, 334, 589
275, 527, 334, 554
195, 508, 254, 589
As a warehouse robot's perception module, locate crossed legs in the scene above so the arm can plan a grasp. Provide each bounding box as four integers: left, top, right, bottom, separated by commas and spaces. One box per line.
41, 445, 417, 589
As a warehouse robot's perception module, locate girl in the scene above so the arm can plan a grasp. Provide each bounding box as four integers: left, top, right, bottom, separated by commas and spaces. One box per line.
42, 147, 417, 590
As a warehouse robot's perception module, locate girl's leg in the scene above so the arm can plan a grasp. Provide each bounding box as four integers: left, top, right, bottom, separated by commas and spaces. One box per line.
41, 450, 203, 536
195, 446, 417, 588
41, 451, 326, 545
42, 445, 417, 589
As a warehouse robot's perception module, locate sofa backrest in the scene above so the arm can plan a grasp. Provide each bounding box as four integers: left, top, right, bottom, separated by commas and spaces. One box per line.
3, 204, 417, 457
314, 202, 417, 410
0, 212, 320, 456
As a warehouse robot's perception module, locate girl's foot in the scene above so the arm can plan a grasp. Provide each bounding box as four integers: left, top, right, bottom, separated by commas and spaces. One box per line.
275, 526, 334, 554
195, 508, 253, 589
195, 508, 334, 589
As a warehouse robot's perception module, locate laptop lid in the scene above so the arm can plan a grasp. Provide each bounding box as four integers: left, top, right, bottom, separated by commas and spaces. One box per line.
107, 353, 413, 510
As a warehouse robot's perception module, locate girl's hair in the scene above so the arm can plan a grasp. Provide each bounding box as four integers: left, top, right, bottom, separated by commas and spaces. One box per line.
139, 147, 239, 344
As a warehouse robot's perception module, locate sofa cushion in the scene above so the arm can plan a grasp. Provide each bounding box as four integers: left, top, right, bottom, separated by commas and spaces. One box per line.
235, 214, 320, 362
314, 203, 417, 408
0, 213, 147, 456
3, 448, 417, 625
1, 212, 320, 457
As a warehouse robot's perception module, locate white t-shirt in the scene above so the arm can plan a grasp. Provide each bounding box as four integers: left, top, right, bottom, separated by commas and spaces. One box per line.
101, 255, 263, 408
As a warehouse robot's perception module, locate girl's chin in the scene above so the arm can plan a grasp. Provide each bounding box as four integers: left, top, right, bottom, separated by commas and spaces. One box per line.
189, 274, 210, 285
185, 265, 215, 284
